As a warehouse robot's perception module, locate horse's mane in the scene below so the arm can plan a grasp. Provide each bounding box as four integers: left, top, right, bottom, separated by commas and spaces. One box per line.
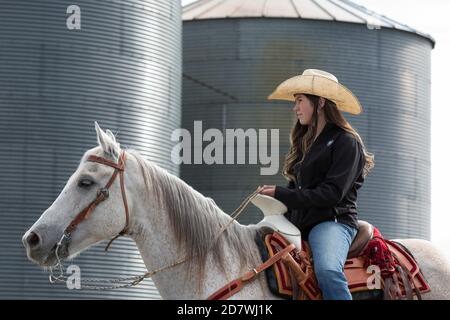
126, 149, 261, 280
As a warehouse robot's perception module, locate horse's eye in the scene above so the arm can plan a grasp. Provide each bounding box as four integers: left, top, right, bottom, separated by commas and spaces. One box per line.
78, 179, 94, 188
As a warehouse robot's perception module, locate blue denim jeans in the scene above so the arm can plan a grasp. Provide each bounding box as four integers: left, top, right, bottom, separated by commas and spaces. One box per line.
308, 221, 358, 300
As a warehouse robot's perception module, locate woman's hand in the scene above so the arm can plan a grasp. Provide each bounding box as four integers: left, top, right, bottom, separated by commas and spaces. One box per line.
257, 185, 276, 197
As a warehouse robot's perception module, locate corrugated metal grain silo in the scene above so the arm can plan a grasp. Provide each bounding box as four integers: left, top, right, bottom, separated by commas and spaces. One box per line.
0, 0, 181, 298
181, 0, 434, 239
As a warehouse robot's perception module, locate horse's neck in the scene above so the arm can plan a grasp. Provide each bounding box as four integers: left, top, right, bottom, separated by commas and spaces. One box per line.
128, 172, 267, 299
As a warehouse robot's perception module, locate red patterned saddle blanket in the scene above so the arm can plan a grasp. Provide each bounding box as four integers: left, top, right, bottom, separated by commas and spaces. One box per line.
256, 228, 431, 300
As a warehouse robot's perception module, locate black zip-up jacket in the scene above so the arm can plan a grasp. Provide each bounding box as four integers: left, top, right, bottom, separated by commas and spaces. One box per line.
274, 122, 366, 240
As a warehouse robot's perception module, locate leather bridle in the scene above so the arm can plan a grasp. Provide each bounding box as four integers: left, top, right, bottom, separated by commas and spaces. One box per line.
49, 149, 152, 289
62, 150, 130, 249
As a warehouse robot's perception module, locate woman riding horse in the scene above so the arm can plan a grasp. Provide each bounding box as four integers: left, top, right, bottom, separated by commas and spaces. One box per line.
258, 69, 375, 300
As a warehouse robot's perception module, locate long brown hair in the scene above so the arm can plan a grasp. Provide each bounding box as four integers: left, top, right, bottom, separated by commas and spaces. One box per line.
283, 94, 374, 181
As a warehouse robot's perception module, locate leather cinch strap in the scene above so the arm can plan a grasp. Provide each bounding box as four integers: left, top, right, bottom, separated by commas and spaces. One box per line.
207, 243, 296, 300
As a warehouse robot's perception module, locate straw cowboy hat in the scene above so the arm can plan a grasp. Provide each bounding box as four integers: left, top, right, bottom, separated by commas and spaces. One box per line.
267, 69, 362, 115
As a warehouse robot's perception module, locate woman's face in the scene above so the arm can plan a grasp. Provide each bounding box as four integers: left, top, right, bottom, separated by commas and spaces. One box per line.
293, 94, 315, 125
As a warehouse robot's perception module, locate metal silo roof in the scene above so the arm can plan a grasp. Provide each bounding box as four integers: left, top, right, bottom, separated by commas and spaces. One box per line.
183, 0, 435, 47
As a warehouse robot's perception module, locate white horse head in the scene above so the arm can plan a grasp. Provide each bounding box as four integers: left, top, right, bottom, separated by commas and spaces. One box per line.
22, 122, 136, 267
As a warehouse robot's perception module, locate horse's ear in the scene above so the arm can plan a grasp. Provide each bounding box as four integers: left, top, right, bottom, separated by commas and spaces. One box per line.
106, 129, 117, 142
94, 121, 120, 160
95, 121, 108, 151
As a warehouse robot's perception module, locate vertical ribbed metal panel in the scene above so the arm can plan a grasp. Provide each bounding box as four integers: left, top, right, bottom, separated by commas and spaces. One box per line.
0, 0, 181, 299
182, 18, 432, 240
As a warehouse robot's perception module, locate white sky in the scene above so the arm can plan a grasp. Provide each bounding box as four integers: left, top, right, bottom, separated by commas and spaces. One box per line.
181, 0, 450, 259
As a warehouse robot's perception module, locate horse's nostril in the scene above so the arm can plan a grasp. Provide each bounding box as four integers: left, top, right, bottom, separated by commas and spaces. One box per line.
26, 231, 41, 248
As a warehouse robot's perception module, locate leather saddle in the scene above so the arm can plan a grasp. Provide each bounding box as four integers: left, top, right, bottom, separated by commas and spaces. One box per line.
348, 220, 373, 258
252, 194, 431, 300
